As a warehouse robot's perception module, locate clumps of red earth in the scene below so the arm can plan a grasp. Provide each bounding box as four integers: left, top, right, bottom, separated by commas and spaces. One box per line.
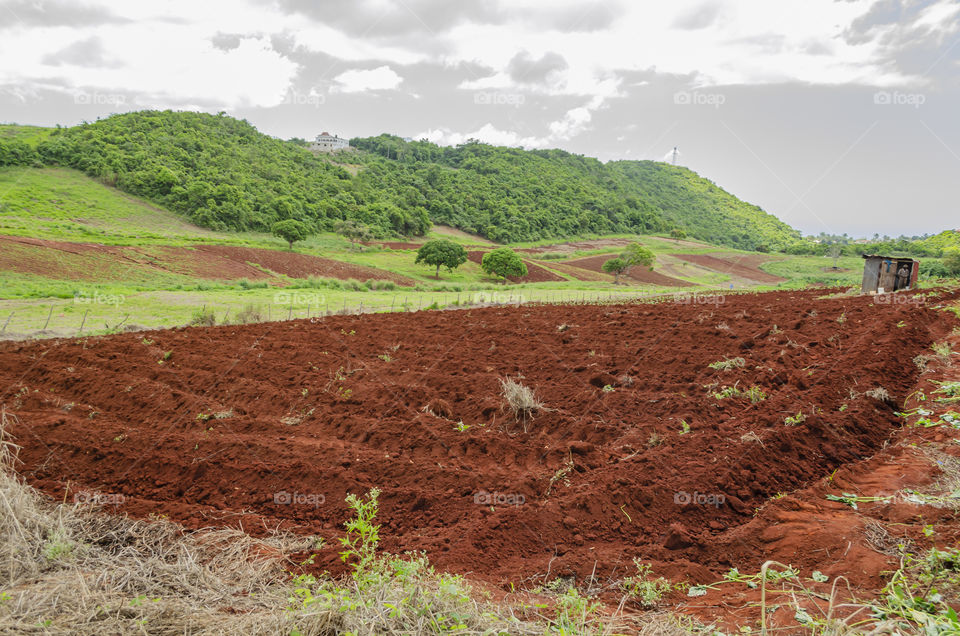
2, 287, 959, 628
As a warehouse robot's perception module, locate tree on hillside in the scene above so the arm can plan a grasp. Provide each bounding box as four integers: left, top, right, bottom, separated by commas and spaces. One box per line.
602, 257, 630, 284
621, 243, 656, 270
944, 249, 960, 276
415, 239, 468, 279
271, 219, 310, 249
481, 248, 527, 282
670, 228, 687, 242
335, 220, 373, 249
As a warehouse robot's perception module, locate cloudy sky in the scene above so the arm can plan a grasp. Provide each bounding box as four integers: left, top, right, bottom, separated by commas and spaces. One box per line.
1, 0, 958, 238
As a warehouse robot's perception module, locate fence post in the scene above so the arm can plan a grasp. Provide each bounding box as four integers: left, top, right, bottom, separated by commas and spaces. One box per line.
78, 309, 89, 334
1, 311, 13, 333
43, 305, 53, 330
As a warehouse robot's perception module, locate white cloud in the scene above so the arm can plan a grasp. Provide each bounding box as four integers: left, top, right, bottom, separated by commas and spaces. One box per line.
332, 65, 403, 93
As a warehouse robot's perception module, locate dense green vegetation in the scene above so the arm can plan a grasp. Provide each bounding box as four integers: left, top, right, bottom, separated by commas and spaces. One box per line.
1, 110, 799, 248
353, 134, 800, 249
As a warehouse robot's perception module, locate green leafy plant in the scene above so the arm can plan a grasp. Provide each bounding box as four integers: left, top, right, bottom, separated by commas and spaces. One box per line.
621, 560, 673, 608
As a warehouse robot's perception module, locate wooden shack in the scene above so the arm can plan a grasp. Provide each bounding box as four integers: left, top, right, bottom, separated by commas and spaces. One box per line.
861, 254, 919, 293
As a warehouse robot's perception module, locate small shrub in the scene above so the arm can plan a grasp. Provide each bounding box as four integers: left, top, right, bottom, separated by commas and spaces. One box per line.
189, 307, 216, 327
234, 304, 263, 324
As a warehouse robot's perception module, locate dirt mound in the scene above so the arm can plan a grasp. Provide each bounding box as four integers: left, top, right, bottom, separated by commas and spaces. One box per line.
3, 287, 958, 607
466, 251, 565, 283
672, 253, 786, 283
194, 245, 415, 285
563, 255, 694, 287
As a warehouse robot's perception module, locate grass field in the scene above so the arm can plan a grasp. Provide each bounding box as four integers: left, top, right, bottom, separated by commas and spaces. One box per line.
0, 164, 930, 340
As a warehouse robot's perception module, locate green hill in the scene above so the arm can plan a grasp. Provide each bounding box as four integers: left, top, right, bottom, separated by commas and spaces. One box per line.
1, 110, 800, 249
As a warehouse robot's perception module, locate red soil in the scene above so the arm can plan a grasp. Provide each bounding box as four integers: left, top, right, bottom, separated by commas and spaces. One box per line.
563, 255, 694, 287
672, 253, 786, 283
3, 287, 959, 629
466, 251, 565, 283
193, 245, 415, 285
0, 235, 413, 286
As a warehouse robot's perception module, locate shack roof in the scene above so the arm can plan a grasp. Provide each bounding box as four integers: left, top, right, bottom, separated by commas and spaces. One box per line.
861, 254, 918, 260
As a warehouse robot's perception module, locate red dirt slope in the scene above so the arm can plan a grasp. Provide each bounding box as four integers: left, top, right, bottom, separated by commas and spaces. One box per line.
0, 235, 414, 285
194, 245, 415, 285
563, 255, 694, 287
672, 253, 785, 283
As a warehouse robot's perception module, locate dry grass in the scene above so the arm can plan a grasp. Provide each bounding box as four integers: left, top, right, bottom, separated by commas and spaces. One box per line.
864, 387, 892, 403
500, 377, 544, 432
0, 407, 328, 635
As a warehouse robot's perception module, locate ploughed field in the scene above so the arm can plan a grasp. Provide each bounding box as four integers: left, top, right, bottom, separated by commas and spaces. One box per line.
1, 288, 957, 591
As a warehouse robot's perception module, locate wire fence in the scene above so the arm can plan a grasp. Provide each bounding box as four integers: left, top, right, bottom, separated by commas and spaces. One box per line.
0, 288, 712, 340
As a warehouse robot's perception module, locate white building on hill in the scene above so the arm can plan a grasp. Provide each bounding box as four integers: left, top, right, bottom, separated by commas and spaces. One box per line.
310, 132, 349, 152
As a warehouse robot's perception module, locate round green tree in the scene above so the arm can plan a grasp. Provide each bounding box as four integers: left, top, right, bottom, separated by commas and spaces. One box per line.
670, 228, 687, 241
620, 243, 656, 269
944, 248, 960, 276
415, 239, 468, 279
481, 248, 527, 282
271, 219, 310, 249
602, 257, 630, 284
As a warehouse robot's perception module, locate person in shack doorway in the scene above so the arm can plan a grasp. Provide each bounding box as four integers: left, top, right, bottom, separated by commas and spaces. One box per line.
896, 263, 911, 290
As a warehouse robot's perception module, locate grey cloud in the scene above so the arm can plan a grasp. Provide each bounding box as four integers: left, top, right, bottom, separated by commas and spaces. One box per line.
0, 0, 129, 30
275, 0, 621, 41
672, 2, 723, 30
507, 51, 568, 85
41, 37, 122, 68
211, 32, 247, 52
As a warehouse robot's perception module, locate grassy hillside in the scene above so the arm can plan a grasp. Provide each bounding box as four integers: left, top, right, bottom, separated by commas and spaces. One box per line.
2, 111, 799, 249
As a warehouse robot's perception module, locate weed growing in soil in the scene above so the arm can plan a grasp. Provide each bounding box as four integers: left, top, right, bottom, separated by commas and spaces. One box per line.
622, 560, 673, 608
708, 357, 745, 371
784, 411, 806, 426
500, 377, 543, 432
932, 341, 953, 361
865, 387, 893, 403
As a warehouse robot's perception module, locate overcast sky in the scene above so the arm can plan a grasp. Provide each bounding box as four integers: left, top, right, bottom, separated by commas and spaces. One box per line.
1, 0, 957, 238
